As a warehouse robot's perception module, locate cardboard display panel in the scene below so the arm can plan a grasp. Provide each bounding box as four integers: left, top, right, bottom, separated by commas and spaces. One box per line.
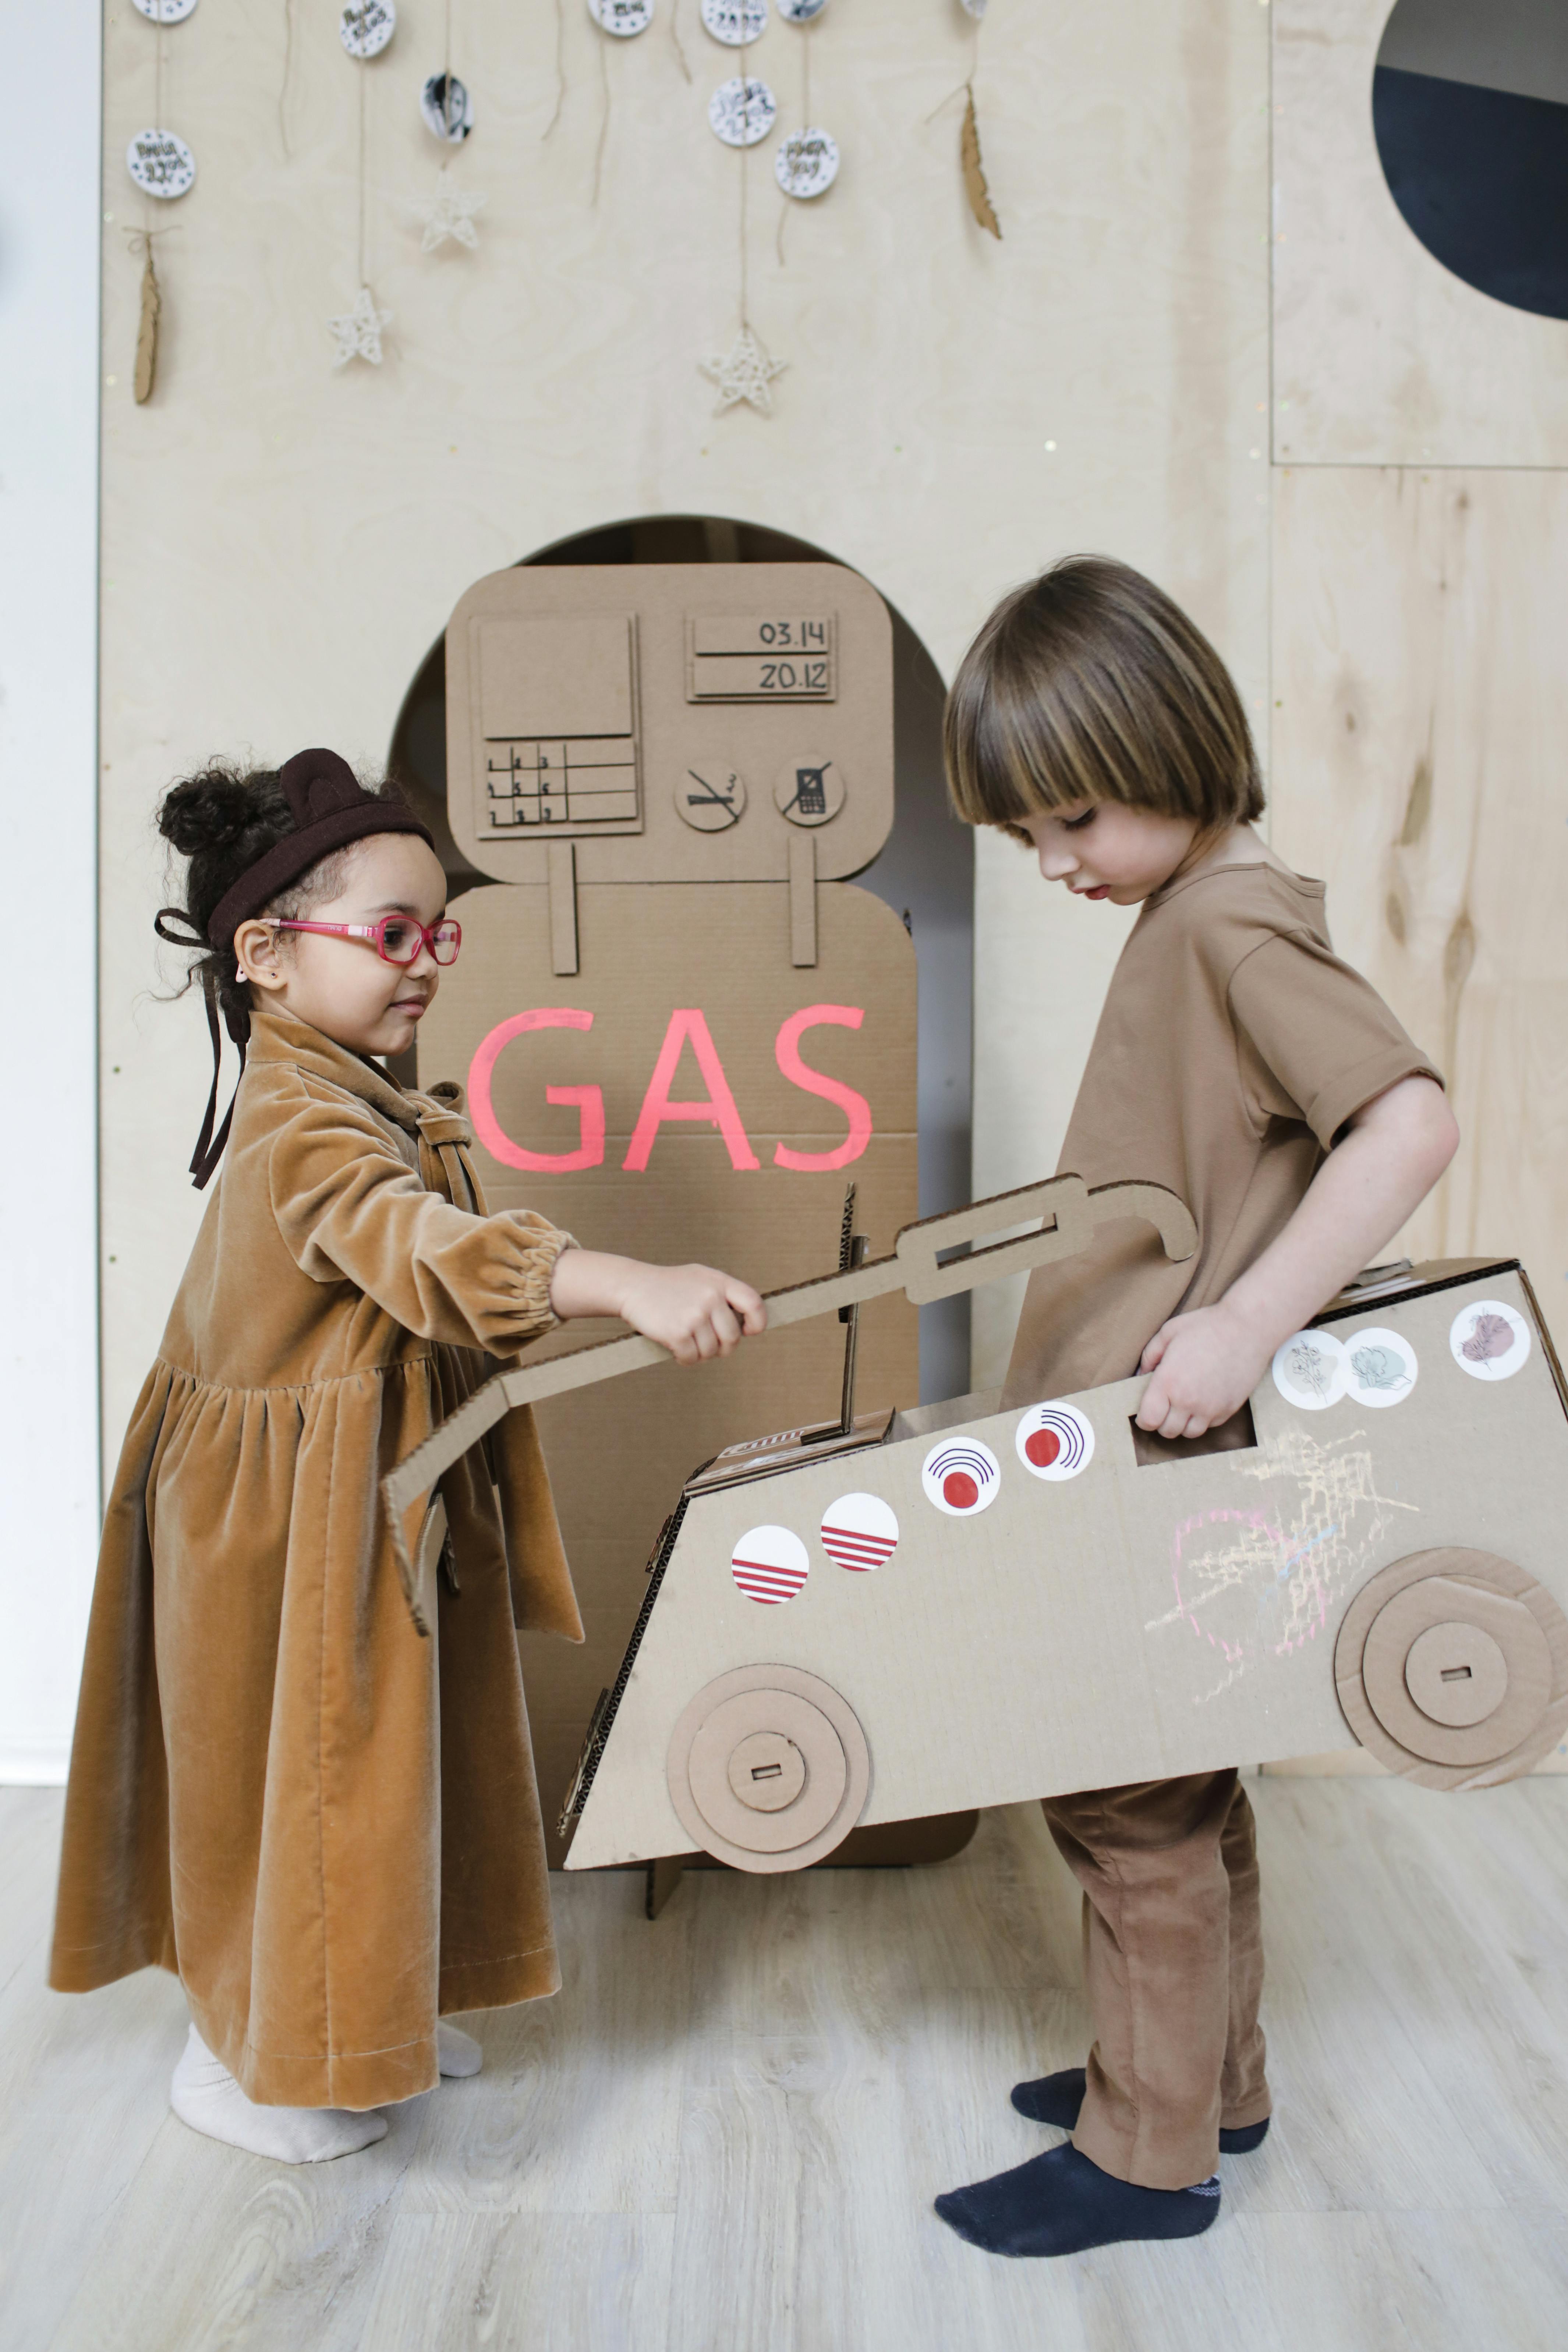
417, 876, 918, 1864
445, 563, 894, 886
563, 1263, 1568, 1869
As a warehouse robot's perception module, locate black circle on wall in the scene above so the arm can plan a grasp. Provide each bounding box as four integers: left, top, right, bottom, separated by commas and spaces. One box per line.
1373, 0, 1568, 320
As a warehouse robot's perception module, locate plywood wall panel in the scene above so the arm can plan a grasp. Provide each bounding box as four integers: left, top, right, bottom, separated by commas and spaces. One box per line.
1273, 0, 1568, 467
1270, 465, 1568, 1346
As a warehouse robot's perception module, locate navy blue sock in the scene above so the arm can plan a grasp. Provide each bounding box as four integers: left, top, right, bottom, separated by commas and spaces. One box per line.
934, 2142, 1221, 2258
1010, 2067, 1270, 2156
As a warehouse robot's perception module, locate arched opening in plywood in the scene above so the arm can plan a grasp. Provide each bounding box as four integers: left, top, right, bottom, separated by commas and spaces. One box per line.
388, 513, 973, 1402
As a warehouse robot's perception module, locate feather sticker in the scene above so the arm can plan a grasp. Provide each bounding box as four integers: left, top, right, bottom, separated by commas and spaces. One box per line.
960, 88, 1001, 239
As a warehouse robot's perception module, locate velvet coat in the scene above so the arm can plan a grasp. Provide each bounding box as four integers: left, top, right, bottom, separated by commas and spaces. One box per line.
49, 1009, 583, 2110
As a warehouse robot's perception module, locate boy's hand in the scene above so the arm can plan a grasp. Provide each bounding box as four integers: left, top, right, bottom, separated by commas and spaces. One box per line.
616, 1262, 767, 1365
1136, 1299, 1272, 1440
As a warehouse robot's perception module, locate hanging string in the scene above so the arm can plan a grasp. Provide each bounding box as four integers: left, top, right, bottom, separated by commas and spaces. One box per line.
737, 7, 751, 326
357, 57, 368, 283
669, 0, 691, 83
592, 26, 610, 205
776, 7, 811, 266
543, 0, 566, 139
279, 0, 294, 158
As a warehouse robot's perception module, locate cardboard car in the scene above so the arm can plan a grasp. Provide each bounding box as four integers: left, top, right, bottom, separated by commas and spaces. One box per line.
385, 1179, 1568, 1875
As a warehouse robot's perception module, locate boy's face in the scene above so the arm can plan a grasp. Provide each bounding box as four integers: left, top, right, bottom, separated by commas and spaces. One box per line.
1015, 801, 1199, 906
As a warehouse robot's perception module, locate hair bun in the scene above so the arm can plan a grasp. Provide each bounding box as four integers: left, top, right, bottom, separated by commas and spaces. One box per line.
157, 769, 272, 858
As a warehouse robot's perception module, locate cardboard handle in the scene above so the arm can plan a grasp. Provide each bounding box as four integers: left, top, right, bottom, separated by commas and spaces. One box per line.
381, 1173, 1196, 1545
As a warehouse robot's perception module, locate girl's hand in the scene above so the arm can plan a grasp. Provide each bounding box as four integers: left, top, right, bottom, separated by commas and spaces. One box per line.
549, 1248, 767, 1365
1136, 1299, 1272, 1441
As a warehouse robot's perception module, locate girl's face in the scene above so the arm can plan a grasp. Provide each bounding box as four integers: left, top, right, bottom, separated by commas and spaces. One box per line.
1014, 801, 1199, 906
235, 833, 451, 1059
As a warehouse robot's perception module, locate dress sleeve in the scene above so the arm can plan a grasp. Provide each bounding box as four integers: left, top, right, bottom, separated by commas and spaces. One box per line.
1228, 931, 1444, 1150
269, 1081, 573, 1354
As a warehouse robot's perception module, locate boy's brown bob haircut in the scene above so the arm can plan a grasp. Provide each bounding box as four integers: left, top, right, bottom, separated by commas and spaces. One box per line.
944, 555, 1265, 843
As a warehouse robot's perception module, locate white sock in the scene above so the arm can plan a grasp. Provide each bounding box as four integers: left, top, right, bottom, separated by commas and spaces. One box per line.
170, 2025, 389, 2163
437, 2020, 483, 2078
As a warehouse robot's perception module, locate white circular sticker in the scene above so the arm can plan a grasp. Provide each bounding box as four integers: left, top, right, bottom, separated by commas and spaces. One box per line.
921, 1437, 1002, 1518
779, 0, 827, 18
775, 126, 839, 198
702, 0, 768, 41
1450, 1298, 1532, 1382
1014, 1401, 1095, 1480
125, 130, 195, 199
708, 76, 778, 146
589, 0, 655, 32
1341, 1325, 1419, 1408
820, 1492, 899, 1573
730, 1524, 809, 1605
1271, 1328, 1348, 1411
132, 0, 198, 21
340, 1, 396, 57
420, 72, 473, 141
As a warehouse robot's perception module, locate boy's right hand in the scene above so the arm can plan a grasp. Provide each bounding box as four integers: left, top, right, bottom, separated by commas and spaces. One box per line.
549, 1247, 767, 1365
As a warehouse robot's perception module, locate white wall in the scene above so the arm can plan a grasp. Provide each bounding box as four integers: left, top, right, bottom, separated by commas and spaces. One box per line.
0, 4, 102, 1778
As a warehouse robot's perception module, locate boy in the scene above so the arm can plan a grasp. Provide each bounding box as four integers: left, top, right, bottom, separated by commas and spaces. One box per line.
934, 557, 1457, 2257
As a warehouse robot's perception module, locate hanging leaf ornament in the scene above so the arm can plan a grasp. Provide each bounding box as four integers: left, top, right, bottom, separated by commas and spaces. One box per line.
960, 87, 1000, 237
133, 238, 162, 404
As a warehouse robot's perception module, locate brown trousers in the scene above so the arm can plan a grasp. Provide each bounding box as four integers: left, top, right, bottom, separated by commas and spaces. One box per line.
1041, 1770, 1270, 2190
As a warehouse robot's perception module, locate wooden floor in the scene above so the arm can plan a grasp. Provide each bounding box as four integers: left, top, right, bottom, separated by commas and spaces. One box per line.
3, 1780, 1567, 2351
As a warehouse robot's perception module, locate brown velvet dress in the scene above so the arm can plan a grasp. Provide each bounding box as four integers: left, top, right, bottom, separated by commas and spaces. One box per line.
49, 1008, 583, 2110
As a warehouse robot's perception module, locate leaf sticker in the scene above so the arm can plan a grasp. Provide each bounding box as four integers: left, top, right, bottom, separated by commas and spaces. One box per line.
961, 89, 1001, 240
1462, 1312, 1515, 1367
134, 242, 161, 406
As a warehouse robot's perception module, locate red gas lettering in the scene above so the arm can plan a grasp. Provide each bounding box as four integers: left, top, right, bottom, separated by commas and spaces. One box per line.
772, 1006, 873, 1171
622, 1009, 760, 1172
468, 1009, 606, 1172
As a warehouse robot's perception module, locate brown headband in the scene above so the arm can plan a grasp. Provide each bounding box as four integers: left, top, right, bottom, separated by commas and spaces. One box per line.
157, 748, 437, 1189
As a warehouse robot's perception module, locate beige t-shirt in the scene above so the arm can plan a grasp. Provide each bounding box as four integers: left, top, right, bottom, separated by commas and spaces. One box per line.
1002, 860, 1442, 1409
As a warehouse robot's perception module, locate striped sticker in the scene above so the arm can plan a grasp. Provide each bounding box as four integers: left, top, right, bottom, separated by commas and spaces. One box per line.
820, 1492, 900, 1573
730, 1524, 810, 1606
921, 1437, 1002, 1517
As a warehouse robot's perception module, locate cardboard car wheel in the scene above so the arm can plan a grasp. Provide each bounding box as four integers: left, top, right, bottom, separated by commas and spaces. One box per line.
667, 1665, 871, 1872
1335, 1548, 1568, 1789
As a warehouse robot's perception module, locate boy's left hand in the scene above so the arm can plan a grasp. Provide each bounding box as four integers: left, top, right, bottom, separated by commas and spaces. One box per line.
1136, 1300, 1273, 1440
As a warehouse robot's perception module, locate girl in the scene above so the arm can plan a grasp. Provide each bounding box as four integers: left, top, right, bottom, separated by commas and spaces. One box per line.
49, 747, 765, 2163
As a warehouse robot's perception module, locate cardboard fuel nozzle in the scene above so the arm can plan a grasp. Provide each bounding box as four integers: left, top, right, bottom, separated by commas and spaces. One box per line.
381, 1173, 1199, 1621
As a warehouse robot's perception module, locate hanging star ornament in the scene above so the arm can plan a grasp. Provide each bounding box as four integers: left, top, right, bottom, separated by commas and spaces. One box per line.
328, 286, 393, 366
700, 324, 787, 415
415, 173, 485, 253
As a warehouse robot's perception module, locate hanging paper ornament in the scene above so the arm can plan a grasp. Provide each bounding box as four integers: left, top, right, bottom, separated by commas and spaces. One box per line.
709, 77, 776, 145
131, 236, 162, 403
701, 325, 787, 414
340, 1, 396, 60
777, 0, 825, 18
414, 174, 485, 251
420, 72, 473, 141
131, 0, 198, 20
126, 130, 196, 199
328, 287, 393, 367
701, 0, 768, 42
589, 0, 655, 32
775, 125, 836, 197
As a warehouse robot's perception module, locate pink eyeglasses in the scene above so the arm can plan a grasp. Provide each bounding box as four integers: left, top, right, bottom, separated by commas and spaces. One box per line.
263, 915, 463, 967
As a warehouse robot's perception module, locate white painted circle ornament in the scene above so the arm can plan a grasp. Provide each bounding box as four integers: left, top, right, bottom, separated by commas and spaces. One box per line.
778, 0, 828, 19
339, 1, 396, 59
1014, 1401, 1095, 1481
420, 73, 473, 142
1450, 1299, 1532, 1382
730, 1524, 810, 1605
820, 1493, 899, 1573
131, 0, 198, 22
1271, 1328, 1348, 1411
775, 127, 839, 198
702, 0, 768, 41
126, 130, 195, 200
1341, 1326, 1419, 1409
921, 1437, 1002, 1518
589, 0, 655, 33
708, 76, 778, 146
